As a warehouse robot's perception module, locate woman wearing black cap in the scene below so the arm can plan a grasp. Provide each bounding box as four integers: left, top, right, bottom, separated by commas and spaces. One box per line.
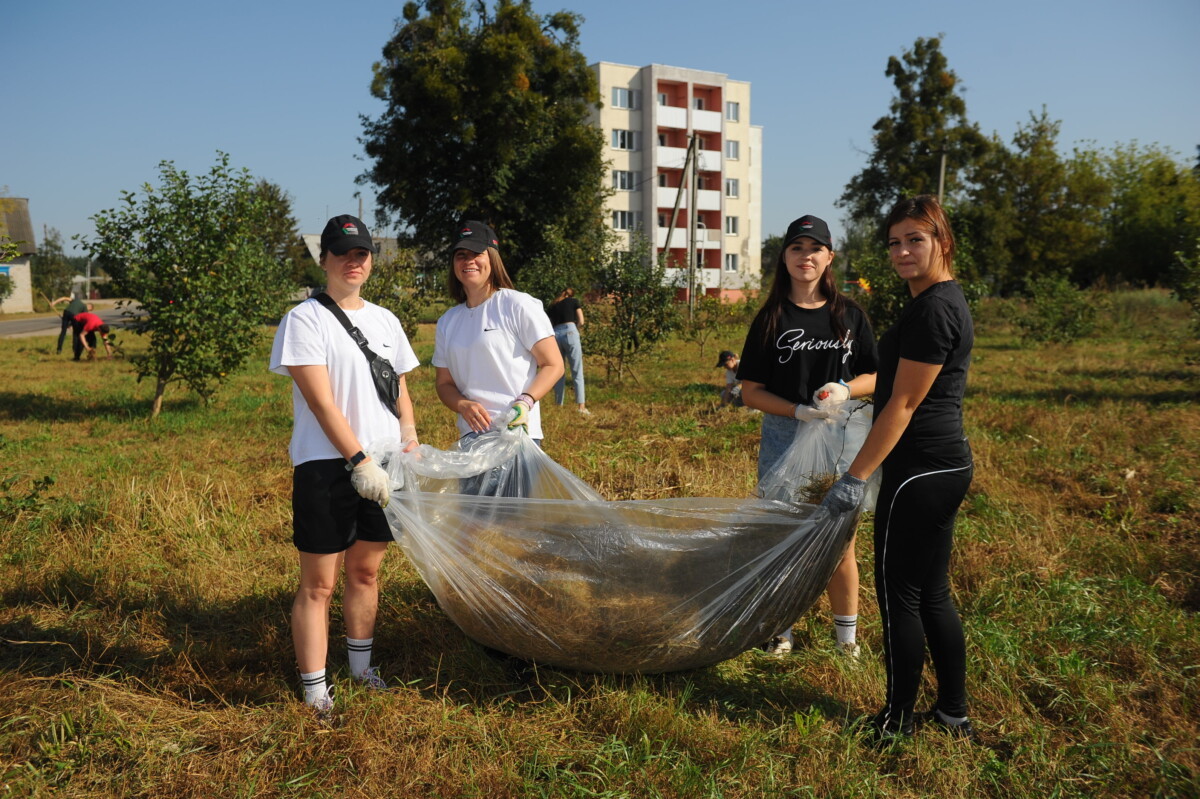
736, 214, 878, 657
821, 196, 977, 743
270, 214, 421, 719
433, 220, 564, 444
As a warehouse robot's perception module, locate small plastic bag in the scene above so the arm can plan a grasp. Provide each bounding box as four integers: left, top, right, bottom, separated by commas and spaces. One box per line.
755, 400, 879, 511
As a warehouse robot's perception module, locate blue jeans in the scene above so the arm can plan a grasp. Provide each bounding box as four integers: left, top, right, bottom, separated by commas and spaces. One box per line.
552, 323, 586, 405
757, 412, 799, 481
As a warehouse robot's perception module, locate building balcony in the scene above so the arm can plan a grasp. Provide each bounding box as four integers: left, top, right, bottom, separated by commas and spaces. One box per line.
655, 186, 721, 211
656, 104, 688, 129
693, 108, 722, 132
656, 226, 722, 250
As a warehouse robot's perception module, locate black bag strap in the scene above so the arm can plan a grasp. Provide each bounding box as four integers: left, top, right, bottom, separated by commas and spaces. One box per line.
312, 292, 380, 365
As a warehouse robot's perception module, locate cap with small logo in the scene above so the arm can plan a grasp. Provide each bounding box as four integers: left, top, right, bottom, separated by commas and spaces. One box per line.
783, 215, 833, 249
715, 350, 737, 368
321, 214, 376, 256
451, 220, 499, 254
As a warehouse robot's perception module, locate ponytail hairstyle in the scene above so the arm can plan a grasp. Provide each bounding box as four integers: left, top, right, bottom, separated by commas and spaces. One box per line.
884, 194, 956, 277
753, 234, 862, 349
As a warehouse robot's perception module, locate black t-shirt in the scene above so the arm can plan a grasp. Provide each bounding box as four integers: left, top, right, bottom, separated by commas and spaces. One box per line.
547, 297, 581, 326
736, 301, 878, 405
874, 280, 974, 454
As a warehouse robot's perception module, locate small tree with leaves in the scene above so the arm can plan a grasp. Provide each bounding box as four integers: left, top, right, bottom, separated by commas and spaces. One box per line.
587, 236, 678, 381
81, 153, 291, 416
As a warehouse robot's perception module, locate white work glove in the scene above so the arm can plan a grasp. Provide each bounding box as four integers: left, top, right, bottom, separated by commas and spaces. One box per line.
814, 380, 850, 410
508, 395, 533, 431
820, 474, 866, 514
350, 459, 391, 508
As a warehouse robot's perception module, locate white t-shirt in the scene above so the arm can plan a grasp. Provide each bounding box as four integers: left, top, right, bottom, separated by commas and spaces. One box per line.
432, 288, 554, 439
270, 297, 419, 466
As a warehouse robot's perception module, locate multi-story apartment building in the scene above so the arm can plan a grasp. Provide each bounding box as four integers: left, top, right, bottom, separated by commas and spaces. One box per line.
590, 62, 763, 299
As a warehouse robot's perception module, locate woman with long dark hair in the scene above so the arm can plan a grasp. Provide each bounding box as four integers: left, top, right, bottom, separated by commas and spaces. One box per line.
822, 196, 977, 743
737, 215, 877, 656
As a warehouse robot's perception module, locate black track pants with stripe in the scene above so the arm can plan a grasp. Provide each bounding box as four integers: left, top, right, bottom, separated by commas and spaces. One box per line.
873, 439, 973, 722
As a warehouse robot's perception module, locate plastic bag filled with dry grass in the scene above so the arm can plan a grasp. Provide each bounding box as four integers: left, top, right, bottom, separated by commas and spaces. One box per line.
372, 421, 863, 674
756, 400, 879, 510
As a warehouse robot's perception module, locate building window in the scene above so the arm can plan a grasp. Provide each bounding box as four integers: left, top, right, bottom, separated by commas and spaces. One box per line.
725, 216, 739, 235
657, 133, 667, 146
612, 87, 641, 109
612, 170, 641, 191
724, 178, 739, 198
657, 92, 668, 106
612, 210, 641, 231
657, 212, 668, 227
657, 174, 668, 187
612, 129, 640, 151
724, 253, 739, 272
725, 101, 740, 121
692, 97, 705, 110
725, 140, 740, 160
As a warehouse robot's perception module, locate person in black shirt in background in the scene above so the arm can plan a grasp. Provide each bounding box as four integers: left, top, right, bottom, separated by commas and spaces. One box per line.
547, 287, 589, 416
822, 196, 978, 744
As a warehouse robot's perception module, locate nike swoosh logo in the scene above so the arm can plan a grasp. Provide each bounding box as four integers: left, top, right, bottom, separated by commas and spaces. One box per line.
484, 327, 498, 332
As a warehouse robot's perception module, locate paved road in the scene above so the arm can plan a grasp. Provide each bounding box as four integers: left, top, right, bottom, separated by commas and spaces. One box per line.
0, 304, 139, 339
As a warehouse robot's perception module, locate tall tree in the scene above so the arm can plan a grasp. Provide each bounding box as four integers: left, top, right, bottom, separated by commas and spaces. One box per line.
360, 0, 609, 278
839, 35, 990, 225
81, 153, 291, 417
31, 227, 74, 301
251, 180, 311, 288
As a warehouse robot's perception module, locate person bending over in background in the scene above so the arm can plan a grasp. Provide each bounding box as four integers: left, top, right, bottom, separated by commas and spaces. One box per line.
737, 214, 877, 658
50, 295, 90, 355
269, 214, 420, 720
71, 310, 112, 361
821, 196, 977, 744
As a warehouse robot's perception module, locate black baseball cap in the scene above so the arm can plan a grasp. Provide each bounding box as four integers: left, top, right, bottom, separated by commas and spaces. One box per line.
715, 350, 737, 368
321, 215, 376, 255
783, 215, 833, 249
451, 220, 499, 254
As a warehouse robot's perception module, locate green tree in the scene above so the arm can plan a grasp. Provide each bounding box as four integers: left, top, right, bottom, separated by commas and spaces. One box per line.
252, 180, 311, 289
1170, 237, 1200, 336
81, 152, 291, 417
1090, 143, 1200, 286
360, 0, 609, 279
839, 35, 990, 225
587, 236, 678, 381
31, 227, 74, 301
759, 233, 783, 291
359, 244, 431, 338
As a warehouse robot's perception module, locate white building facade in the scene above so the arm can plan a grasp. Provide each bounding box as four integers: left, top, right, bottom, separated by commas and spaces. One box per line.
590, 62, 763, 299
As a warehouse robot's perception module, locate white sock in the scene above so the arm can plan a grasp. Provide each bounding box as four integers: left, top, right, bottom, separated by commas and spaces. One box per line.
935, 708, 969, 725
300, 669, 328, 705
347, 637, 373, 678
834, 614, 858, 646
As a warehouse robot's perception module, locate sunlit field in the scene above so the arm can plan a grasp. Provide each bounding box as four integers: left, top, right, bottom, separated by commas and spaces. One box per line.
1, 290, 1197, 797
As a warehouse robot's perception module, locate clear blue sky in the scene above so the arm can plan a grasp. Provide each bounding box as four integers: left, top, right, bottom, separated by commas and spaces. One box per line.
6, 0, 1198, 256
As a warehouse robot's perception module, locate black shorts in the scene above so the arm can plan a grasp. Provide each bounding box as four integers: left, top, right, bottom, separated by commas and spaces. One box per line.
292, 458, 393, 554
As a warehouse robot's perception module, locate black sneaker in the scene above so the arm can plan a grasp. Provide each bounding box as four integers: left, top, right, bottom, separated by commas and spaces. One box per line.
859, 709, 914, 746
916, 709, 979, 742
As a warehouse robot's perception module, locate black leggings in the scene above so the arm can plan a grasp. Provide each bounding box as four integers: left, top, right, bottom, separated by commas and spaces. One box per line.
873, 440, 973, 723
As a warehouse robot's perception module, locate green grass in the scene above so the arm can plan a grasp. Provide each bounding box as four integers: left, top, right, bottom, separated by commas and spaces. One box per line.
1, 291, 1198, 797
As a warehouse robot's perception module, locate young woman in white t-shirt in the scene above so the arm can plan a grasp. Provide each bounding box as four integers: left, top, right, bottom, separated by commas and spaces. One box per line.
432, 221, 563, 443
269, 214, 420, 720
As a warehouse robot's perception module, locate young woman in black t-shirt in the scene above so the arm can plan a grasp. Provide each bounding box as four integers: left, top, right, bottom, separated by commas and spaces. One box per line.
822, 196, 977, 743
737, 215, 877, 657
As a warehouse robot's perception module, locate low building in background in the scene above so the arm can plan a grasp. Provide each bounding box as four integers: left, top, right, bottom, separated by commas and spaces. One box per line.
0, 198, 36, 313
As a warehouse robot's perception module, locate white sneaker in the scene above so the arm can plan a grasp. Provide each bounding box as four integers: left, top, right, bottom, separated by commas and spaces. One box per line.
765, 629, 794, 656
356, 666, 388, 691
837, 641, 861, 659
309, 685, 335, 722
578, 407, 592, 416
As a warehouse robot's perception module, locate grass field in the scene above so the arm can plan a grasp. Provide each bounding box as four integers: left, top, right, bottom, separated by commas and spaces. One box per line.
1, 290, 1197, 798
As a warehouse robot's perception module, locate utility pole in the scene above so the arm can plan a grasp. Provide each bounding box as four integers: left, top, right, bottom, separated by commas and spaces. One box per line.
937, 152, 947, 204
688, 132, 700, 320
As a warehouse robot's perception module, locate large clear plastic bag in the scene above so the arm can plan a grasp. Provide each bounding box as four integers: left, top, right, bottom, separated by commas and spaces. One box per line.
756, 400, 880, 511
372, 406, 873, 674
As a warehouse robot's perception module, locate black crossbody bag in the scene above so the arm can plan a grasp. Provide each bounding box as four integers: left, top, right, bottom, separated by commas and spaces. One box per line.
312, 293, 401, 418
